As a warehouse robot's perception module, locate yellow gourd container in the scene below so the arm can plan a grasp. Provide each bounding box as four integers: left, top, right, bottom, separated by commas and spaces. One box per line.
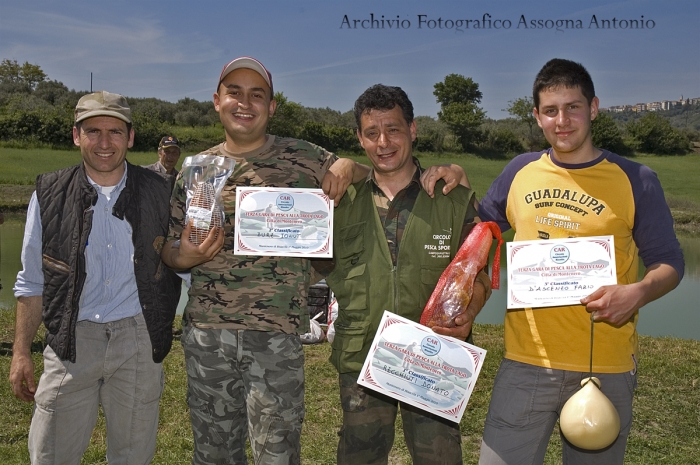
560, 377, 621, 450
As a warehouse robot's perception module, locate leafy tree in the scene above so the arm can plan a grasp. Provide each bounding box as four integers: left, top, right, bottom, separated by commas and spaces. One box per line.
33, 80, 71, 106
305, 107, 351, 128
433, 74, 483, 106
433, 74, 485, 151
299, 121, 360, 153
131, 110, 168, 151
505, 96, 538, 148
414, 116, 448, 152
174, 109, 202, 128
5, 93, 53, 112
626, 112, 691, 155
37, 108, 74, 147
129, 97, 176, 125
268, 92, 307, 138
591, 112, 631, 155
479, 128, 524, 158
0, 59, 46, 90
436, 102, 486, 151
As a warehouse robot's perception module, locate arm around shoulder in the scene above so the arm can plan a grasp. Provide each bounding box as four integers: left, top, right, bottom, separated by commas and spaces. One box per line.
322, 158, 370, 206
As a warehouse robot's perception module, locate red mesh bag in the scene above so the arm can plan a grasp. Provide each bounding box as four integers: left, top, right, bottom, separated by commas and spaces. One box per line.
420, 221, 503, 328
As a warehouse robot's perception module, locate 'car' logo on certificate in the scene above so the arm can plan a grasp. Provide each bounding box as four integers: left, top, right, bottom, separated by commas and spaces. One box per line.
234, 187, 333, 257
358, 311, 487, 423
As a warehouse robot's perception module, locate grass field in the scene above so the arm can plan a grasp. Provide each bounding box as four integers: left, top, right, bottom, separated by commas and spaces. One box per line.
1, 147, 698, 198
0, 308, 698, 464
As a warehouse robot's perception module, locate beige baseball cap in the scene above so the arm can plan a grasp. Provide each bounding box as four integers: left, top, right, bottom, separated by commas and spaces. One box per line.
75, 90, 132, 124
217, 56, 273, 94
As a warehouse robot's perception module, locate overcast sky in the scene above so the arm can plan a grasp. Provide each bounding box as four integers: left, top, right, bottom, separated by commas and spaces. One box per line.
1, 0, 698, 119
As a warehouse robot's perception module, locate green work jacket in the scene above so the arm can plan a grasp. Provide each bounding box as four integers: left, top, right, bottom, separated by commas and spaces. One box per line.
327, 180, 473, 373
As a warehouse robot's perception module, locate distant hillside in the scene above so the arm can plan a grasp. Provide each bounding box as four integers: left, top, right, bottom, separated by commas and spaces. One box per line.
605, 104, 700, 132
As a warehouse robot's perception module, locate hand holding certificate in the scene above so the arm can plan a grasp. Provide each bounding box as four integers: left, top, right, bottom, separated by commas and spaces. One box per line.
234, 187, 333, 257
358, 311, 487, 423
506, 235, 618, 309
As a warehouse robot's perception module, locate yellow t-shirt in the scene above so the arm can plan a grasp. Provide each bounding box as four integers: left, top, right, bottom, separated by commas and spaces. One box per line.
479, 150, 684, 373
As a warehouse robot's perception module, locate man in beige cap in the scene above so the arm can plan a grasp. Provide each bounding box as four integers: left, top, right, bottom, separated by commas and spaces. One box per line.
145, 135, 182, 178
161, 55, 364, 465
10, 90, 181, 464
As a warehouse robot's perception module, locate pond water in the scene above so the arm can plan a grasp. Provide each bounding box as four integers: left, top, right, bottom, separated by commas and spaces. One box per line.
2, 220, 698, 340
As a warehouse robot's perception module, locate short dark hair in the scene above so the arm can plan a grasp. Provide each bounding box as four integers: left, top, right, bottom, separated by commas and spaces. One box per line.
353, 84, 414, 130
533, 59, 595, 109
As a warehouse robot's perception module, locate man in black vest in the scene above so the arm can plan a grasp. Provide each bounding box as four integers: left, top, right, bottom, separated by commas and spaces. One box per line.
10, 91, 180, 464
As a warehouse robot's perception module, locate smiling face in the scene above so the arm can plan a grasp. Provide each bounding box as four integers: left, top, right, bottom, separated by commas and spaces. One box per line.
357, 105, 417, 180
158, 146, 181, 173
73, 116, 133, 186
534, 85, 600, 163
214, 68, 276, 153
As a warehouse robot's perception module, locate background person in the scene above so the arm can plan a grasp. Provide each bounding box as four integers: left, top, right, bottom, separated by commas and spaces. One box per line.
144, 135, 182, 177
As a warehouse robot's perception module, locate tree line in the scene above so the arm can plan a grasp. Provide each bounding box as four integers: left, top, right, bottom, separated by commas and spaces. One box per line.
0, 59, 696, 156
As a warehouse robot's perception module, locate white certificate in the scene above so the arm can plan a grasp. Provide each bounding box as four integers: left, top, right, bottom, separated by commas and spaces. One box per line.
358, 311, 487, 423
506, 235, 617, 309
234, 187, 333, 257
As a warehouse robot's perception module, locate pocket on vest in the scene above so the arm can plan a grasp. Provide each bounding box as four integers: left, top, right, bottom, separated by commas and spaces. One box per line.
342, 263, 367, 310
330, 320, 370, 373
336, 222, 365, 259
43, 255, 70, 274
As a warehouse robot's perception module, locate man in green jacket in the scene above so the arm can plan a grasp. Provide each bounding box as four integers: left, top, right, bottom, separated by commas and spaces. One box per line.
319, 84, 491, 465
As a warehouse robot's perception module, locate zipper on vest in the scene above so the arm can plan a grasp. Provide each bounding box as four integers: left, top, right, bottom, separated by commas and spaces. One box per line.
392, 264, 398, 313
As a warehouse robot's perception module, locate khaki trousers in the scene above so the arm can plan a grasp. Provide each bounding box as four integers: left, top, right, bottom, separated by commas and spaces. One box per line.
29, 313, 164, 465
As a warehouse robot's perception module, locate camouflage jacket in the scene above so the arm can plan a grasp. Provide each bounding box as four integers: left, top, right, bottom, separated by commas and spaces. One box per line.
168, 136, 336, 333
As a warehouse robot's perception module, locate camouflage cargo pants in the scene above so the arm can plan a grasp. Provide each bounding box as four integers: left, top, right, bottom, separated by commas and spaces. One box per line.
182, 326, 305, 465
337, 372, 462, 465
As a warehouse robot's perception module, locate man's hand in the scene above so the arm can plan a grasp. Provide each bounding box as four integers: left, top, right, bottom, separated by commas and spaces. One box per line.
420, 164, 471, 198
581, 263, 679, 327
431, 271, 490, 340
322, 158, 370, 206
161, 220, 224, 271
10, 353, 36, 402
10, 295, 42, 402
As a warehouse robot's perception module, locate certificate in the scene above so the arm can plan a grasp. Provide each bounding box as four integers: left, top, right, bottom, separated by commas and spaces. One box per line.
506, 235, 617, 309
234, 187, 333, 257
358, 311, 487, 423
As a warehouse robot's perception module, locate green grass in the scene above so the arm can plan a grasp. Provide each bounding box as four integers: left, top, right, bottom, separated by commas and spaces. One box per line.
341, 151, 700, 236
3, 147, 699, 234
1, 308, 699, 464
0, 148, 192, 186
2, 147, 699, 204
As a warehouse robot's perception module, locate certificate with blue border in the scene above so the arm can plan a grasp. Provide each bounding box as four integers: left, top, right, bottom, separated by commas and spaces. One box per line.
358, 311, 487, 423
234, 187, 333, 257
506, 235, 617, 309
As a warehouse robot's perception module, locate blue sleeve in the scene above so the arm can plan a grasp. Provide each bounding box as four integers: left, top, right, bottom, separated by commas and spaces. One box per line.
611, 153, 685, 281
478, 152, 542, 232
13, 191, 44, 297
